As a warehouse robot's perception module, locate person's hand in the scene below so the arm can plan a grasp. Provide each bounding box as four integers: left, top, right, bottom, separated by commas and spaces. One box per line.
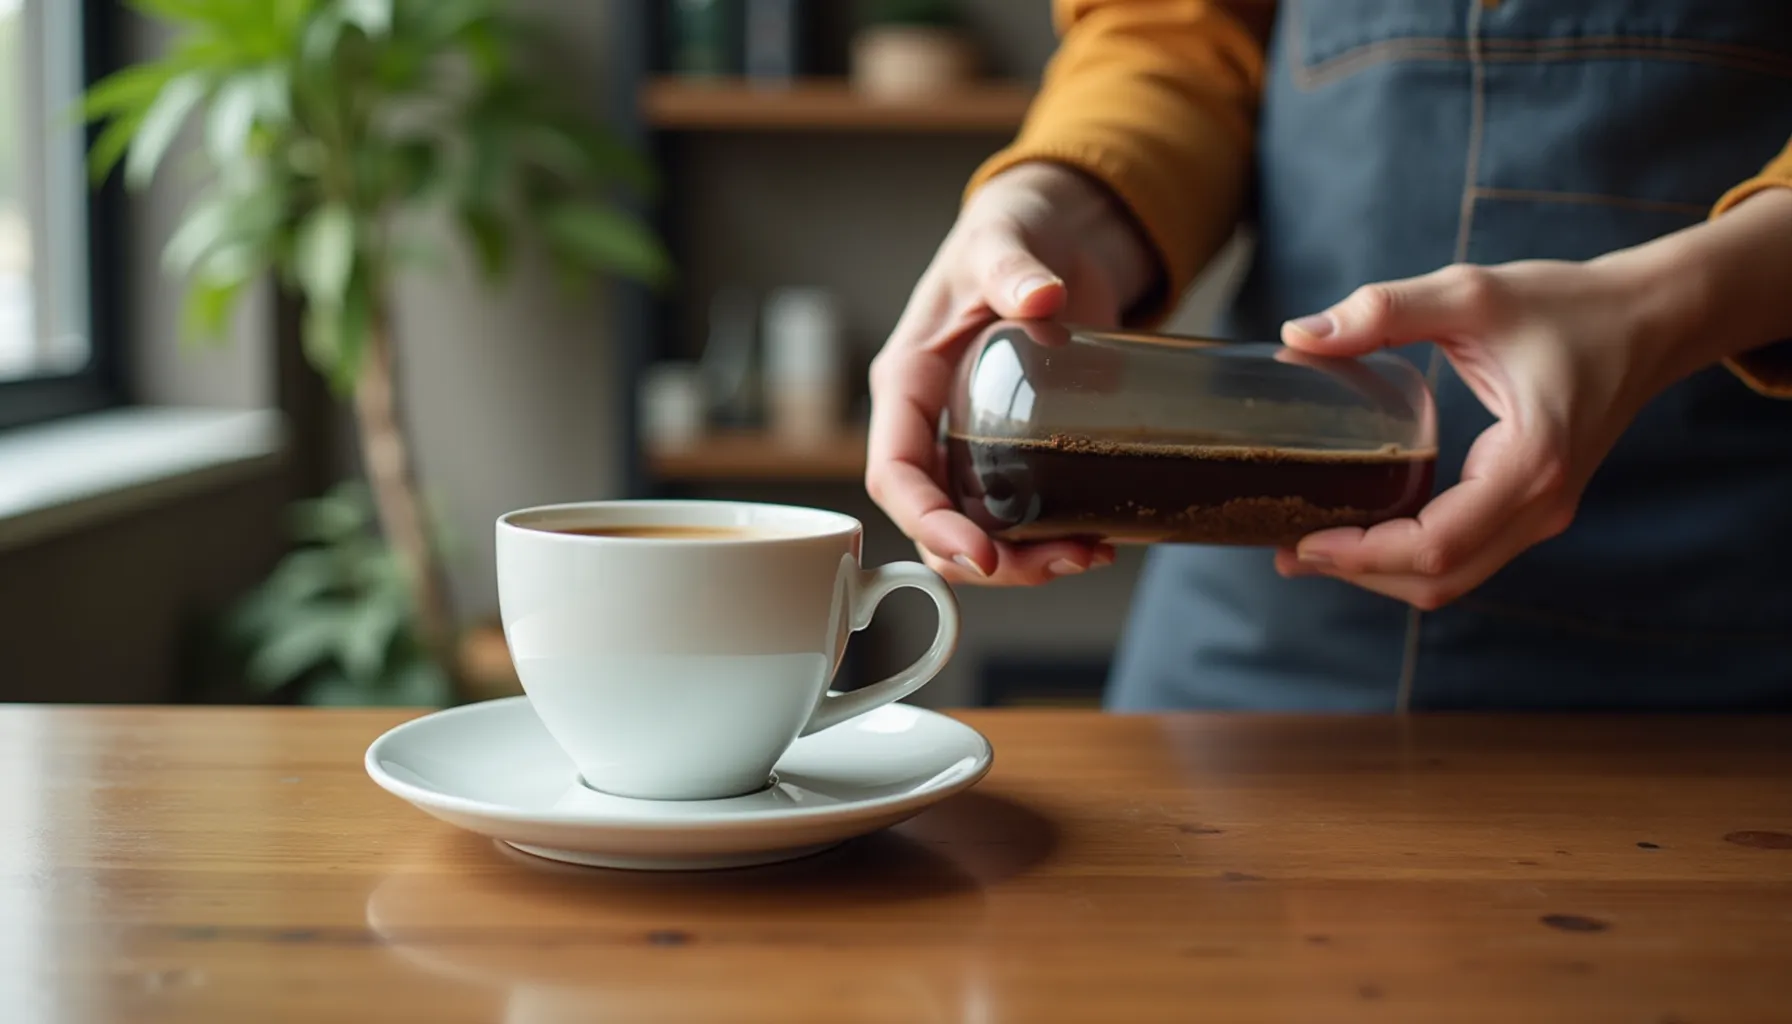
867, 161, 1157, 585
1269, 185, 1792, 608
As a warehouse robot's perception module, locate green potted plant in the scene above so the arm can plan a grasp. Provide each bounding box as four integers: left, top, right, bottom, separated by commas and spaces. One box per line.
85, 0, 669, 705
851, 0, 979, 101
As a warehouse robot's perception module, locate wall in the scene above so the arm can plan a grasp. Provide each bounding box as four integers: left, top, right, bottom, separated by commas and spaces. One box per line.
0, 473, 289, 702
391, 0, 621, 621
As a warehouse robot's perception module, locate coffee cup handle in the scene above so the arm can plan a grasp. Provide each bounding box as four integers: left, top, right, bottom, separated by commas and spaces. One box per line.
799, 562, 961, 737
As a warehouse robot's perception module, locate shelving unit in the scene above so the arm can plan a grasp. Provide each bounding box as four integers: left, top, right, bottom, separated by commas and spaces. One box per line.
648, 429, 868, 483
641, 77, 1034, 132
609, 3, 1032, 497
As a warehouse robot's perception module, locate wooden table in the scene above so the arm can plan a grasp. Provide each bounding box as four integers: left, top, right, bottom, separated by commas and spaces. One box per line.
4, 708, 1790, 1023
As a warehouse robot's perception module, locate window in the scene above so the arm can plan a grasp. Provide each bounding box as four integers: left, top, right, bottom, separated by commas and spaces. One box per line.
0, 0, 117, 431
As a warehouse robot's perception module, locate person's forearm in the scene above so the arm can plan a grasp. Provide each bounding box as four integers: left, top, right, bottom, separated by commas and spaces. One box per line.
1598, 186, 1792, 393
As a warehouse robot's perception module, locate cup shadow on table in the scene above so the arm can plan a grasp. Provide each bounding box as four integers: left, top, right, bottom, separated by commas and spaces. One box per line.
394, 788, 1052, 908
364, 790, 1055, 995
498, 788, 1056, 897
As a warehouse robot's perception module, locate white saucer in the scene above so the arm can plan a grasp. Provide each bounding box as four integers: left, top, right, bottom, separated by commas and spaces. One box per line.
365, 696, 993, 870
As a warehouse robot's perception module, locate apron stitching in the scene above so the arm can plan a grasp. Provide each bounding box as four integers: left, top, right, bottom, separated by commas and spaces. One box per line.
1478, 47, 1792, 80
1296, 38, 1792, 91
1402, 0, 1487, 715
1297, 41, 1466, 91
1471, 186, 1709, 217
1449, 6, 1488, 280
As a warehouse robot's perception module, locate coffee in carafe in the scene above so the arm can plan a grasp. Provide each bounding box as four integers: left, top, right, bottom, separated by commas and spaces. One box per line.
942, 321, 1438, 547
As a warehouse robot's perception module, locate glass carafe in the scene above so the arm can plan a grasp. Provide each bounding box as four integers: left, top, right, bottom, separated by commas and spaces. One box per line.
942, 320, 1438, 546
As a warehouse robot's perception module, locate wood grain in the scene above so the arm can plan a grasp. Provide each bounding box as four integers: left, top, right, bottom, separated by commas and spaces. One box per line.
3, 707, 1790, 1023
640, 77, 1034, 132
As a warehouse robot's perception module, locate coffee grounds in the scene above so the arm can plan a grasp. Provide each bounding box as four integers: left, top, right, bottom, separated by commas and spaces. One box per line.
1042, 432, 1411, 463
944, 432, 1436, 547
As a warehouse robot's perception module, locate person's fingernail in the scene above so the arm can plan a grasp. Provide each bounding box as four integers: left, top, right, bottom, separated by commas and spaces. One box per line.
1048, 559, 1085, 577
1297, 547, 1334, 567
952, 554, 988, 577
1286, 312, 1335, 339
1011, 274, 1059, 307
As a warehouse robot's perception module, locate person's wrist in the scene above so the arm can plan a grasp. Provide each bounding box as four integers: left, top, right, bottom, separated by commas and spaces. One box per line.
982, 161, 1162, 314
1594, 187, 1792, 387
1589, 238, 1715, 395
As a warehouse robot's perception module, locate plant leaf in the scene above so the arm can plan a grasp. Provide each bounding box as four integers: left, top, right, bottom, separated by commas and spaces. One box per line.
88, 110, 146, 184
125, 72, 209, 189
341, 0, 393, 37
301, 307, 343, 385
455, 204, 508, 280
301, 271, 371, 394
163, 187, 284, 278
266, 546, 350, 603
384, 659, 452, 707
194, 237, 267, 284
204, 72, 261, 165
335, 273, 373, 392
338, 589, 406, 683
300, 5, 345, 66
244, 602, 354, 692
292, 201, 356, 310
461, 116, 507, 209
576, 129, 658, 199
522, 117, 656, 198
249, 64, 291, 123
373, 39, 426, 89
288, 486, 372, 543
540, 202, 671, 286
226, 547, 345, 645
162, 194, 236, 276
419, 0, 493, 45
387, 139, 440, 200
181, 277, 246, 344
179, 232, 270, 345
455, 16, 507, 84
82, 63, 176, 121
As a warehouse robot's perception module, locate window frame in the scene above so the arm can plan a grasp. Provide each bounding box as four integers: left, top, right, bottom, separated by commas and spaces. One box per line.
0, 0, 124, 433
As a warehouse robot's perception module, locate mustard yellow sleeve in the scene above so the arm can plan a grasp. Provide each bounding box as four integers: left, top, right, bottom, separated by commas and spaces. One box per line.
1711, 142, 1792, 398
967, 0, 1272, 320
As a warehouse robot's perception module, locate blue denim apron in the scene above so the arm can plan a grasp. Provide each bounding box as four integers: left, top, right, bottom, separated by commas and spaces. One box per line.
1108, 0, 1792, 711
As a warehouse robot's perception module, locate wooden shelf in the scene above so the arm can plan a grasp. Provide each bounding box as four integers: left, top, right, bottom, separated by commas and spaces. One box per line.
648, 429, 868, 482
641, 77, 1034, 132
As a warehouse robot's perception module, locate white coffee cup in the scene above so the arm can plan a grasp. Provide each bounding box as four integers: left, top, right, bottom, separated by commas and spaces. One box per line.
495, 500, 961, 801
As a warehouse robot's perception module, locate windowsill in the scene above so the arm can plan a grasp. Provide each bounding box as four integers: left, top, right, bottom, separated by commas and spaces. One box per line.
0, 406, 287, 553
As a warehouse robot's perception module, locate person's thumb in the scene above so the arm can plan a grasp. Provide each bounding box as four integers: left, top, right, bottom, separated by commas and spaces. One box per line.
1281, 265, 1495, 357
971, 225, 1066, 319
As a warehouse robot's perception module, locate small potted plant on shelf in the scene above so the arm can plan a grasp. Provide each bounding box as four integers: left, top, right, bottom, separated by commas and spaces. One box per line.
85, 0, 669, 706
851, 0, 980, 101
